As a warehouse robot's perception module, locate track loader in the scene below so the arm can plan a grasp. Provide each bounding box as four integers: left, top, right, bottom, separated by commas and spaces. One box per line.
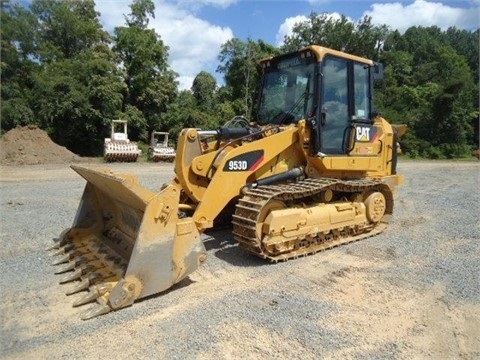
50, 46, 405, 319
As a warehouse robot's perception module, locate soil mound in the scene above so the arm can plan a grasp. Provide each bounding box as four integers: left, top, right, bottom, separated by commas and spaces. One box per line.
0, 125, 82, 165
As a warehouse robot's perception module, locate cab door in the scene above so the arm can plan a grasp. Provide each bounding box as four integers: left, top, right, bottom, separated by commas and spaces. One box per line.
320, 56, 349, 154
318, 56, 372, 155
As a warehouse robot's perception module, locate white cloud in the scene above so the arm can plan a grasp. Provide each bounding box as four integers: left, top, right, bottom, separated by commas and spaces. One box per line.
275, 15, 308, 46
177, 0, 238, 10
95, 1, 130, 33
364, 0, 480, 33
95, 1, 233, 90
151, 12, 233, 90
275, 1, 478, 47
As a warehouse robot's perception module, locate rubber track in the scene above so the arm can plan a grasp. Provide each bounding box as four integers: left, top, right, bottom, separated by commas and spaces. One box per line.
232, 177, 393, 262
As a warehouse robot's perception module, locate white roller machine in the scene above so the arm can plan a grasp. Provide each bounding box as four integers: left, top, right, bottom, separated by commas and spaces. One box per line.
104, 120, 141, 162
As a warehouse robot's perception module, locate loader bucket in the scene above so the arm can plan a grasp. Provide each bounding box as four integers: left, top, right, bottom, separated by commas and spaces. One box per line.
50, 165, 207, 320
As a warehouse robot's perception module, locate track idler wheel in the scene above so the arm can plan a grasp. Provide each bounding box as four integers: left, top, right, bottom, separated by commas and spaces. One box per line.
364, 192, 387, 223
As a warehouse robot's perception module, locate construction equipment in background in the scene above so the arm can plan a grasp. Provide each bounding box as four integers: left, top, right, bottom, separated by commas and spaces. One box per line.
50, 45, 406, 320
149, 131, 175, 162
104, 119, 142, 162
393, 124, 408, 154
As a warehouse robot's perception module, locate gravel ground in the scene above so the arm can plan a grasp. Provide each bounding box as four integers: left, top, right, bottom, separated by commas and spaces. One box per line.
0, 160, 479, 359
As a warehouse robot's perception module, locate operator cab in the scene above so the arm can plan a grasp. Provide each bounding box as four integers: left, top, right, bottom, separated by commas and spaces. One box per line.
257, 46, 382, 156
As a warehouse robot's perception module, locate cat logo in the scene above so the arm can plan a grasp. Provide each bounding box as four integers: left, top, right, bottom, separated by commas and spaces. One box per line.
355, 126, 377, 143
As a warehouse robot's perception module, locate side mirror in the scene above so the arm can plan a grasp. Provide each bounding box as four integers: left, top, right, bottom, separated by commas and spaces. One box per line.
373, 62, 384, 80
320, 107, 327, 126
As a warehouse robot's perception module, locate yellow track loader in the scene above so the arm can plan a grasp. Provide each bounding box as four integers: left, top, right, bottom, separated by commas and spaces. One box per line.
50, 46, 405, 319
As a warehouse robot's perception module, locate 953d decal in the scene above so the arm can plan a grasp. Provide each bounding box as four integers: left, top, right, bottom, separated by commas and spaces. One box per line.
223, 150, 264, 172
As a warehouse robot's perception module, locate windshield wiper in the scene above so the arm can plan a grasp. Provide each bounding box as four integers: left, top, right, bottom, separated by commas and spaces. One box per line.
273, 80, 312, 125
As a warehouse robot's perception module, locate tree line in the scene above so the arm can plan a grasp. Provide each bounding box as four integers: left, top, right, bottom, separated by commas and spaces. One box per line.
1, 0, 478, 158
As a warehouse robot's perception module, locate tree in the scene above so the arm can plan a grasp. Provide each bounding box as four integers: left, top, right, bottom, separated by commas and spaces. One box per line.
31, 0, 109, 62
161, 90, 210, 142
379, 26, 477, 158
217, 38, 278, 118
191, 71, 217, 111
1, 2, 38, 131
113, 0, 177, 141
25, 0, 124, 156
33, 43, 125, 156
445, 27, 479, 83
2, 0, 121, 151
282, 13, 389, 60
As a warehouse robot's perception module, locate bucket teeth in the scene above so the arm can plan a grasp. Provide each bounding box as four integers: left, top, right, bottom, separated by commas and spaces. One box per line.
54, 261, 76, 274
46, 242, 61, 251
81, 304, 111, 320
83, 260, 106, 273
66, 279, 91, 295
71, 255, 87, 265
52, 248, 65, 257
54, 253, 97, 273
80, 263, 100, 275
66, 272, 105, 295
60, 268, 83, 284
73, 289, 101, 307
47, 231, 72, 251
52, 247, 89, 263
52, 243, 74, 256
64, 249, 80, 259
52, 254, 70, 265
60, 261, 106, 284
73, 283, 113, 307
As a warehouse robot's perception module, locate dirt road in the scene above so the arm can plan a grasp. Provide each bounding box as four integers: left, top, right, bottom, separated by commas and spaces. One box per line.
0, 161, 479, 359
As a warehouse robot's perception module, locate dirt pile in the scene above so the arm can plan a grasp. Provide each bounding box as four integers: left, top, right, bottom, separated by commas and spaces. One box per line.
0, 125, 82, 165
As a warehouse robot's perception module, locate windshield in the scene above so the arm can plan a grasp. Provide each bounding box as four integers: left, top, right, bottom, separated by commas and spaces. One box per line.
256, 55, 316, 125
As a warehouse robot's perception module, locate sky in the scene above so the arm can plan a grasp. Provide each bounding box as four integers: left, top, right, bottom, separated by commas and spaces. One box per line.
52, 0, 480, 89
